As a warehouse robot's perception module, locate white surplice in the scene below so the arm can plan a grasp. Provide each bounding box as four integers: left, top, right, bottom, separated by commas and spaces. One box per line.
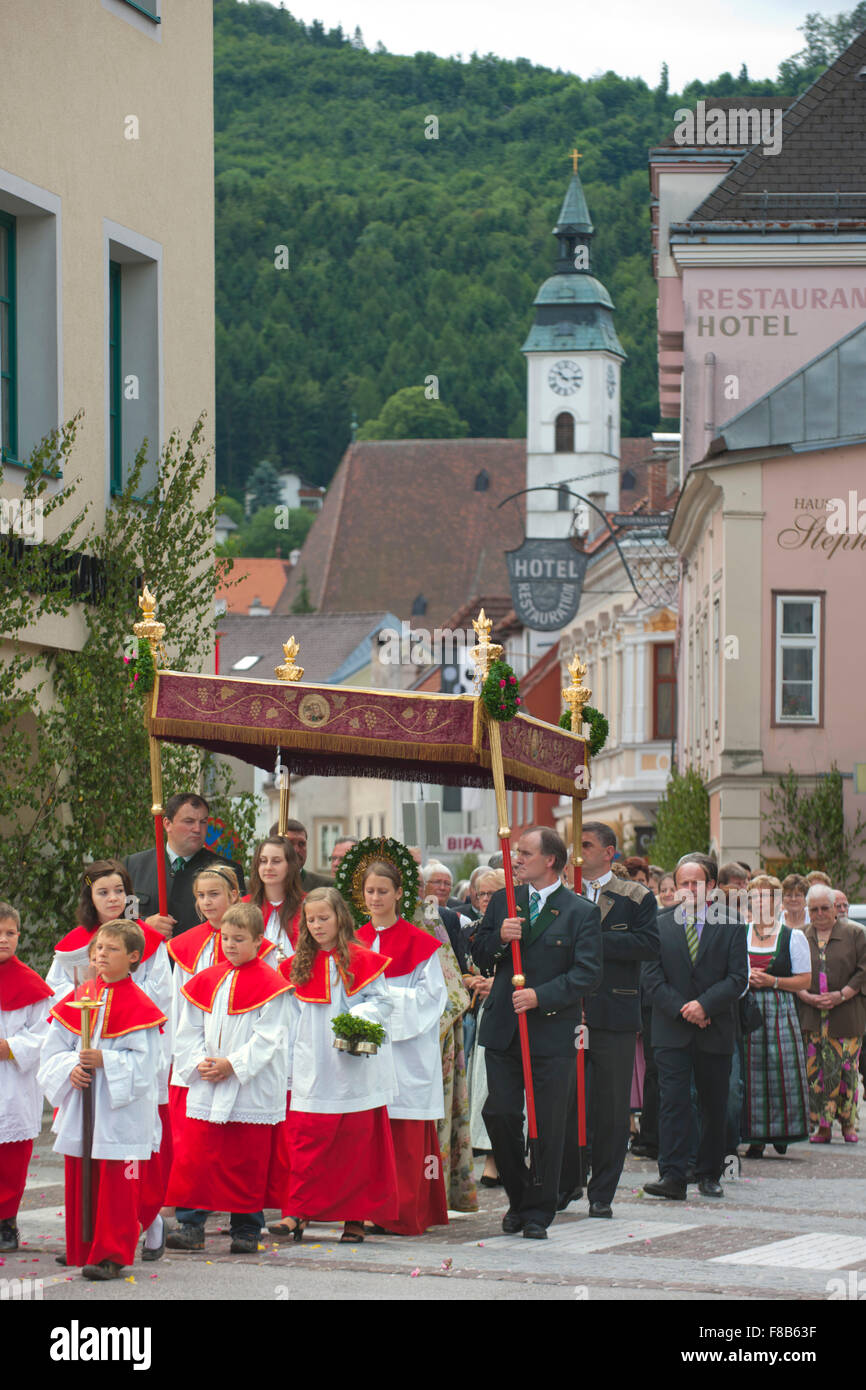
172, 974, 290, 1125
47, 934, 173, 1105
289, 959, 396, 1115
37, 998, 162, 1160
367, 930, 447, 1120
0, 999, 50, 1144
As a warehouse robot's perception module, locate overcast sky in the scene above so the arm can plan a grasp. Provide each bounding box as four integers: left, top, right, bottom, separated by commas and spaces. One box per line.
251, 0, 854, 89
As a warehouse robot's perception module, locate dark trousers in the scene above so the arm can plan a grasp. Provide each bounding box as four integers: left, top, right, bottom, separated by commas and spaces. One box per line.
483, 1038, 575, 1227
560, 1028, 635, 1206
655, 1044, 732, 1184
176, 1207, 264, 1236
638, 1005, 658, 1148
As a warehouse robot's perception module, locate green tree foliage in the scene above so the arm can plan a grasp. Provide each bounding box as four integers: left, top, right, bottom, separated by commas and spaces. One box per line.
778, 4, 866, 90
246, 459, 283, 513
764, 766, 866, 897
644, 768, 710, 870
357, 385, 469, 440
216, 494, 244, 525
212, 0, 818, 493
0, 421, 261, 965
291, 571, 315, 614
217, 503, 314, 558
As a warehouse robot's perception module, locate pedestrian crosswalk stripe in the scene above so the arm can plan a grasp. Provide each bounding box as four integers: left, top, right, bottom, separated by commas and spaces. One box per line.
712, 1233, 866, 1269
463, 1218, 701, 1253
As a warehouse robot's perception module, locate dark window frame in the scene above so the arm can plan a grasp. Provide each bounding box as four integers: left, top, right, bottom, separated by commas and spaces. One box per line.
0, 209, 18, 464
652, 641, 675, 741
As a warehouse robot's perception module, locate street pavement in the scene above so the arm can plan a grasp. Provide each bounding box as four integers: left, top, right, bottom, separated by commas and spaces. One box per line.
7, 1109, 866, 1302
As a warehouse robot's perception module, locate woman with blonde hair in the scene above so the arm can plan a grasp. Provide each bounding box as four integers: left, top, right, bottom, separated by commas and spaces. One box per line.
741, 875, 811, 1159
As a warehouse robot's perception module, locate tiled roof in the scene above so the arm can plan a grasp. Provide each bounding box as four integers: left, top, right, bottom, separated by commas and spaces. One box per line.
276, 438, 671, 628
216, 558, 291, 615
215, 611, 398, 684
651, 98, 793, 153
683, 31, 866, 226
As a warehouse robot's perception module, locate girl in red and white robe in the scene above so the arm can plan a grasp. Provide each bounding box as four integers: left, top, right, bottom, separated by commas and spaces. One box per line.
0, 907, 54, 1251
38, 921, 165, 1280
166, 904, 291, 1251
357, 859, 449, 1235
46, 859, 172, 1258
243, 835, 306, 966
165, 867, 276, 1247
281, 886, 398, 1243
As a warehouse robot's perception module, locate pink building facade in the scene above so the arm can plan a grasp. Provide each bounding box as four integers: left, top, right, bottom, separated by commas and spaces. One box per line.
651, 45, 866, 880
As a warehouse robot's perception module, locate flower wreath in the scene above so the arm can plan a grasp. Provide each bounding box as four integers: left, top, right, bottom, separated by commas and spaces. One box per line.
335, 835, 421, 927
481, 659, 522, 722
123, 639, 155, 694
559, 706, 609, 757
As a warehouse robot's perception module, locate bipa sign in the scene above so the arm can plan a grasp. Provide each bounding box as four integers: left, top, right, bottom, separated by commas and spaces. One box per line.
446, 836, 485, 852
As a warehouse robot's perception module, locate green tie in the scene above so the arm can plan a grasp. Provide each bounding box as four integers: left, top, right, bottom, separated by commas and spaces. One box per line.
529, 890, 541, 924
171, 856, 186, 874
685, 915, 699, 963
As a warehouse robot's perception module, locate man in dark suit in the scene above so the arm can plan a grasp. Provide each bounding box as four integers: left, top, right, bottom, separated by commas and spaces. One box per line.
269, 818, 332, 890
642, 856, 748, 1200
125, 793, 246, 939
560, 823, 659, 1217
471, 826, 602, 1239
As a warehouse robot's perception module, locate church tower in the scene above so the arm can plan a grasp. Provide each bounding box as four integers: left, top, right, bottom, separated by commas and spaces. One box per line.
522, 161, 626, 538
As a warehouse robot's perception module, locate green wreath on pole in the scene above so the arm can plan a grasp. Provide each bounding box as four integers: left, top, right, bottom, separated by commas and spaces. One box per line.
334, 835, 421, 927
559, 705, 609, 757
481, 659, 522, 722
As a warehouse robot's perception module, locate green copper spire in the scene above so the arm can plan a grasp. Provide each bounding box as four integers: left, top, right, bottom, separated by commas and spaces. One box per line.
555, 172, 594, 237
522, 165, 625, 359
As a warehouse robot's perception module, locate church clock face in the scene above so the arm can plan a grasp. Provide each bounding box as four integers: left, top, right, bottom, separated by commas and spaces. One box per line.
548, 360, 583, 396
606, 364, 617, 398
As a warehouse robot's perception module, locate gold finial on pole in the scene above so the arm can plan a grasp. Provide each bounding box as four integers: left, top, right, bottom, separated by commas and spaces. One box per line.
562, 652, 592, 732
133, 584, 168, 667
275, 636, 304, 682
470, 608, 503, 691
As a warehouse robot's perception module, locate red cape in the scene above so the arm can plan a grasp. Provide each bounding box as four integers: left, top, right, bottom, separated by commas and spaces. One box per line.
181, 956, 291, 1015
241, 894, 304, 947
289, 940, 391, 1003
51, 974, 166, 1038
54, 920, 164, 964
0, 955, 54, 1011
356, 918, 440, 978
168, 923, 275, 974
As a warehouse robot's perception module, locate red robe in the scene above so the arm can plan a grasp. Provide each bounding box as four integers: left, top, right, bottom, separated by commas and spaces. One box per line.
0, 957, 54, 1218
356, 918, 448, 1235
165, 957, 290, 1214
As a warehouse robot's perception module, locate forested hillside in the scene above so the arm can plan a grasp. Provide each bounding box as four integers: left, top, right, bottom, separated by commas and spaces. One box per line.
213, 0, 855, 494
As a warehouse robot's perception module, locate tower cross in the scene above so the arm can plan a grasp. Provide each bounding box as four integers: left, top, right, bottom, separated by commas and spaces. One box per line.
571, 147, 583, 174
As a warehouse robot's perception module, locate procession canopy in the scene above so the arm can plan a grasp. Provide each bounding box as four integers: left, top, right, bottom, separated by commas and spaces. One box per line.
147, 671, 586, 796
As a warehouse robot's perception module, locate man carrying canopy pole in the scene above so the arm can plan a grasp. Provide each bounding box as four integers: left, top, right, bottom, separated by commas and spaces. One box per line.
468, 611, 602, 1239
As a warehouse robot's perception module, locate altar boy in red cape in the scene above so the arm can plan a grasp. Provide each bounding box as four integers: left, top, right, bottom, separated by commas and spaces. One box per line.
279, 887, 398, 1242
37, 920, 165, 1280
0, 904, 54, 1252
46, 860, 173, 1261
165, 903, 291, 1253
356, 857, 449, 1235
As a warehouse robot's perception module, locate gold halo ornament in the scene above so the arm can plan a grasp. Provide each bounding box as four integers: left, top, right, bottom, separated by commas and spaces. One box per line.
334, 836, 421, 927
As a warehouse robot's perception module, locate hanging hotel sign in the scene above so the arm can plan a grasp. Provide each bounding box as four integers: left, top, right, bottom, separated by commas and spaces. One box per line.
506, 538, 588, 631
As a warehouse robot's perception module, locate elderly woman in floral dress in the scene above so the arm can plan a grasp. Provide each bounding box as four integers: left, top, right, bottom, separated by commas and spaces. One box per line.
797, 885, 866, 1143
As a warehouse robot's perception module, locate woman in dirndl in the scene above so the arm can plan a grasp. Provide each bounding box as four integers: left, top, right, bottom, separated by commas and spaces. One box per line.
741, 876, 811, 1159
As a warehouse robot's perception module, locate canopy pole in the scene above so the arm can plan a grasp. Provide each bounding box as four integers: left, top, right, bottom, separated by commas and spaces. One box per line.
562, 652, 592, 1171
274, 640, 305, 836
135, 586, 169, 916
471, 610, 541, 1187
